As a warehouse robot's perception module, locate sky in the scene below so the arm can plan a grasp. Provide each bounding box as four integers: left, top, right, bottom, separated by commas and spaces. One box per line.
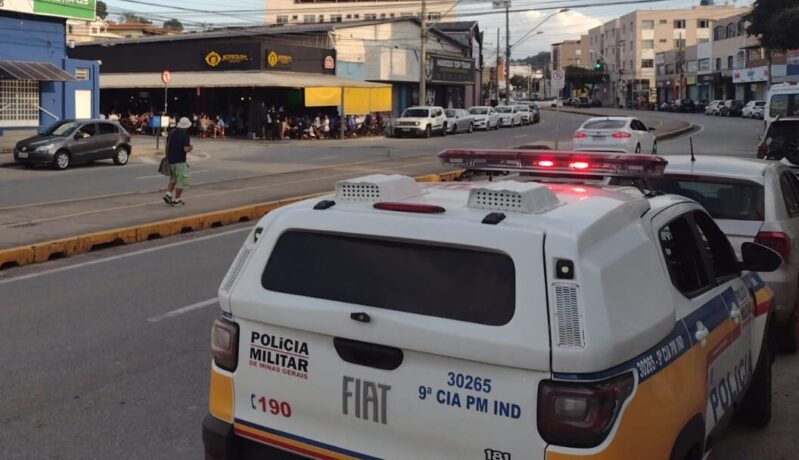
103, 0, 754, 57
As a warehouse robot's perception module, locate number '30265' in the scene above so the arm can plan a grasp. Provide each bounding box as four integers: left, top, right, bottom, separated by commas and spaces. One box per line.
447, 372, 492, 393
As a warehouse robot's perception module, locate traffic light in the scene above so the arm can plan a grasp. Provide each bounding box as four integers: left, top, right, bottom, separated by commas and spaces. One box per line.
594, 60, 605, 72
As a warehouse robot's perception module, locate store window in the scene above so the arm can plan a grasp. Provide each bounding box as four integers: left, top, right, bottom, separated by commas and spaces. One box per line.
0, 80, 39, 127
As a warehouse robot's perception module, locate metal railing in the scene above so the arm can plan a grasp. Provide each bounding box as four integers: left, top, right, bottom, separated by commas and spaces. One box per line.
38, 105, 59, 122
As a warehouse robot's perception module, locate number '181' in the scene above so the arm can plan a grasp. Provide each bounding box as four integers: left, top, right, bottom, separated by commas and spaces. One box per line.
484, 448, 511, 460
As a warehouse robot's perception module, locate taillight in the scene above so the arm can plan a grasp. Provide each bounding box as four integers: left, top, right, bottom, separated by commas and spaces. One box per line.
611, 131, 632, 139
574, 131, 587, 139
537, 160, 555, 167
538, 372, 634, 448
570, 161, 590, 170
211, 316, 239, 372
373, 202, 446, 213
755, 231, 791, 262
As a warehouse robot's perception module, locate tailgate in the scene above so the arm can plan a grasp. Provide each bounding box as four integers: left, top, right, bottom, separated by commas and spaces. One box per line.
228, 212, 552, 459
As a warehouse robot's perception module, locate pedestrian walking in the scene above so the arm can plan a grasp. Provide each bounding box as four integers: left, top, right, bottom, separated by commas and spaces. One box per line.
163, 117, 193, 206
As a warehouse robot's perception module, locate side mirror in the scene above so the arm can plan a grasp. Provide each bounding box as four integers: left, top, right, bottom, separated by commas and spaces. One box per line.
648, 127, 656, 132
740, 242, 782, 272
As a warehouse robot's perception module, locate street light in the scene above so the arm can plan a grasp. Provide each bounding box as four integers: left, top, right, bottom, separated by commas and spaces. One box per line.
505, 8, 569, 102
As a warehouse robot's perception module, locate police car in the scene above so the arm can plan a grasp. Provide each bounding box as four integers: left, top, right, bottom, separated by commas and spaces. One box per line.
203, 150, 781, 460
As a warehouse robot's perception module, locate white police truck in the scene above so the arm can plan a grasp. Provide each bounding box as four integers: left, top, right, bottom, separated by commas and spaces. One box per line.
203, 150, 781, 460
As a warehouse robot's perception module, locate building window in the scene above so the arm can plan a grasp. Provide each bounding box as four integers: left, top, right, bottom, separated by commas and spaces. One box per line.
390, 13, 395, 18
715, 57, 721, 71
674, 19, 686, 29
365, 13, 377, 19
400, 13, 412, 18
303, 15, 315, 23
319, 15, 325, 22
697, 19, 710, 28
714, 26, 724, 41
429, 12, 441, 21
0, 80, 39, 127
641, 20, 654, 30
292, 15, 298, 20
727, 23, 736, 38
354, 14, 360, 19
698, 58, 710, 71
659, 19, 667, 24
659, 38, 667, 43
698, 38, 709, 44
67, 25, 74, 34
75, 68, 90, 80
737, 21, 745, 35
727, 55, 733, 69
380, 13, 386, 18
276, 15, 288, 24
331, 14, 342, 23
641, 59, 654, 68
674, 38, 686, 48
642, 39, 654, 49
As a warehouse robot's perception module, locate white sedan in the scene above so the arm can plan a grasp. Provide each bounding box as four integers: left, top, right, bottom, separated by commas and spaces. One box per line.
468, 106, 499, 130
573, 117, 657, 154
495, 105, 523, 127
742, 101, 766, 119
444, 109, 474, 134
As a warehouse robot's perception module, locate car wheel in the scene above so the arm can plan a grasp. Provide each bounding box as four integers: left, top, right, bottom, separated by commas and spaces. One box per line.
53, 150, 70, 170
113, 146, 130, 165
779, 305, 798, 354
441, 123, 448, 136
424, 125, 432, 138
634, 143, 641, 153
652, 141, 657, 155
468, 123, 473, 133
735, 336, 772, 427
452, 123, 458, 134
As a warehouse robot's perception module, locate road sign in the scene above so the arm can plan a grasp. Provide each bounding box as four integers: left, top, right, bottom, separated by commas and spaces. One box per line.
161, 70, 172, 85
551, 70, 565, 91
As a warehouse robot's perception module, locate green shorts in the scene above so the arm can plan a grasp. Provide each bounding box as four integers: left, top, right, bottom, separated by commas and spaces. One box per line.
169, 162, 190, 188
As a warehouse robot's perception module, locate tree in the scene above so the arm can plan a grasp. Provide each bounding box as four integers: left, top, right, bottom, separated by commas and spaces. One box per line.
515, 51, 551, 70
96, 1, 108, 19
746, 0, 799, 85
163, 19, 184, 32
510, 75, 528, 91
564, 65, 604, 97
119, 12, 152, 24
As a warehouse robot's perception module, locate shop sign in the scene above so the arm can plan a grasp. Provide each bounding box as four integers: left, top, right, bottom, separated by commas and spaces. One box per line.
733, 66, 769, 83
426, 54, 474, 84
324, 56, 335, 70
264, 45, 335, 74
686, 76, 696, 85
267, 50, 294, 68
788, 55, 799, 76
203, 48, 254, 69
1, 0, 96, 21
697, 73, 720, 84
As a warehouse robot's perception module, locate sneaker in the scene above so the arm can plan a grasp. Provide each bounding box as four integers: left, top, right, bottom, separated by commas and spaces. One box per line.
163, 194, 173, 205
171, 199, 185, 206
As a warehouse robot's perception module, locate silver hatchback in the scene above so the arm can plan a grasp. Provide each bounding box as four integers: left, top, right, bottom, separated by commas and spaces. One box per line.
650, 156, 799, 352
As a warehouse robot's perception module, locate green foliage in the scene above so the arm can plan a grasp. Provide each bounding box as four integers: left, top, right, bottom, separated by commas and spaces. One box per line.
120, 12, 152, 24
746, 0, 799, 51
163, 19, 184, 32
96, 1, 108, 19
564, 65, 604, 96
514, 52, 551, 69
510, 75, 528, 90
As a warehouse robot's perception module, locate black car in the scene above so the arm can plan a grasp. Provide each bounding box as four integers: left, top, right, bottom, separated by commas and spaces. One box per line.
758, 117, 799, 163
14, 119, 132, 170
727, 100, 745, 117
695, 99, 710, 113
678, 99, 696, 113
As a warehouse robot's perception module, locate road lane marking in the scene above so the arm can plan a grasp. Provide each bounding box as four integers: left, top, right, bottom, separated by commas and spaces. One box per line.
147, 298, 217, 322
0, 226, 250, 285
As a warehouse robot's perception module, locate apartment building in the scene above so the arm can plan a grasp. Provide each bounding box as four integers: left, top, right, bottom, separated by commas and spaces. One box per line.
585, 4, 746, 106
265, 0, 456, 25
551, 36, 590, 71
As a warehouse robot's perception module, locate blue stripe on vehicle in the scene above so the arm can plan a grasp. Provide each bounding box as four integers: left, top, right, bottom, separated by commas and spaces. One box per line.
553, 288, 734, 383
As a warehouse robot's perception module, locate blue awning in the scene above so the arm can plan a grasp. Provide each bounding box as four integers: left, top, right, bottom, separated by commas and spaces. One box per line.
0, 61, 76, 81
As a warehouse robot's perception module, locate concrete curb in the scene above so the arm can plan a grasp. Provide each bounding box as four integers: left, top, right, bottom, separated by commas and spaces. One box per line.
541, 108, 696, 141
0, 170, 464, 271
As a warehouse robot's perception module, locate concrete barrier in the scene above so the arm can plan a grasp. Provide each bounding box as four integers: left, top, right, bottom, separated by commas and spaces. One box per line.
0, 170, 464, 270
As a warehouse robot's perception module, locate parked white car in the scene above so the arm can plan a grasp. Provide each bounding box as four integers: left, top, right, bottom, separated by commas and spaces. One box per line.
705, 100, 722, 116
444, 109, 474, 134
573, 117, 657, 154
515, 105, 532, 125
468, 106, 500, 130
651, 156, 799, 352
536, 98, 563, 108
495, 105, 523, 127
743, 100, 766, 119
393, 106, 447, 138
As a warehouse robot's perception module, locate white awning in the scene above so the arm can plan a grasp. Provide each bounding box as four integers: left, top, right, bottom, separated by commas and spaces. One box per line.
99, 71, 390, 89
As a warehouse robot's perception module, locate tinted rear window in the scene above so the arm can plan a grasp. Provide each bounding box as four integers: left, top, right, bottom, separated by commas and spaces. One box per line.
770, 94, 798, 118
262, 231, 516, 325
583, 120, 627, 130
651, 177, 765, 221
402, 109, 429, 118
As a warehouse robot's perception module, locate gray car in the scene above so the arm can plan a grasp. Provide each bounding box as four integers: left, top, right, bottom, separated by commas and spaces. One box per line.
650, 156, 799, 353
14, 119, 132, 170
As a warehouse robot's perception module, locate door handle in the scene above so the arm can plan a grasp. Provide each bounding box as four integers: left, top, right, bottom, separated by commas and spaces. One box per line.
695, 321, 709, 346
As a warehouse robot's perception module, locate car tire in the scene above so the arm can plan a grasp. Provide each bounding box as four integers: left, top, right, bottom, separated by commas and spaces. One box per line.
468, 123, 473, 133
452, 123, 458, 134
441, 123, 448, 136
652, 141, 657, 155
735, 336, 772, 427
635, 144, 641, 153
778, 305, 798, 354
53, 150, 70, 170
113, 146, 130, 165
424, 125, 432, 138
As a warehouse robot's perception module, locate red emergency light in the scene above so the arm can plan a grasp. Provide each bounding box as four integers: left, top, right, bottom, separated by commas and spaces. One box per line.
438, 149, 668, 177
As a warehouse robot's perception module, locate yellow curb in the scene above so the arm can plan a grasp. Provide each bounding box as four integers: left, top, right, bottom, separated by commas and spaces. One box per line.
0, 170, 464, 270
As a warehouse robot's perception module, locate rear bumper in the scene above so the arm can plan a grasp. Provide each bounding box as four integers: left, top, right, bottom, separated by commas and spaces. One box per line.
203, 414, 302, 460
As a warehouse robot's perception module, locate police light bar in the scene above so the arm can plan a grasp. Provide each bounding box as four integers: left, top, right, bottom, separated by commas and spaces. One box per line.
438, 149, 668, 177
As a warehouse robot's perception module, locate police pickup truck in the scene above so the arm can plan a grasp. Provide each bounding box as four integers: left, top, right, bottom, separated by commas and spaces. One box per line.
203, 150, 781, 460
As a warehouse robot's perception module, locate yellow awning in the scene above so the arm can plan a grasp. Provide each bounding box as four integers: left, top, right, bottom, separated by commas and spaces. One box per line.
306, 86, 393, 114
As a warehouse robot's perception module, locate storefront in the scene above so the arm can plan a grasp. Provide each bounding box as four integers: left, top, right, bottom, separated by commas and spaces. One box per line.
733, 66, 769, 101
0, 2, 100, 149
696, 73, 717, 102
424, 54, 475, 108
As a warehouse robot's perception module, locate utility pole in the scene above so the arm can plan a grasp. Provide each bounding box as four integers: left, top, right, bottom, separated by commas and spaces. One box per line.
419, 0, 427, 105
495, 28, 500, 102
504, 2, 510, 103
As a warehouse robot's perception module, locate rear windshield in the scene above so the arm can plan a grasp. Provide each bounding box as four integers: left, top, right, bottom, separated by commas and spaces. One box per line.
583, 120, 627, 130
402, 109, 429, 118
496, 106, 512, 113
651, 177, 765, 221
445, 109, 456, 117
262, 231, 516, 325
770, 93, 799, 118
469, 107, 488, 114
